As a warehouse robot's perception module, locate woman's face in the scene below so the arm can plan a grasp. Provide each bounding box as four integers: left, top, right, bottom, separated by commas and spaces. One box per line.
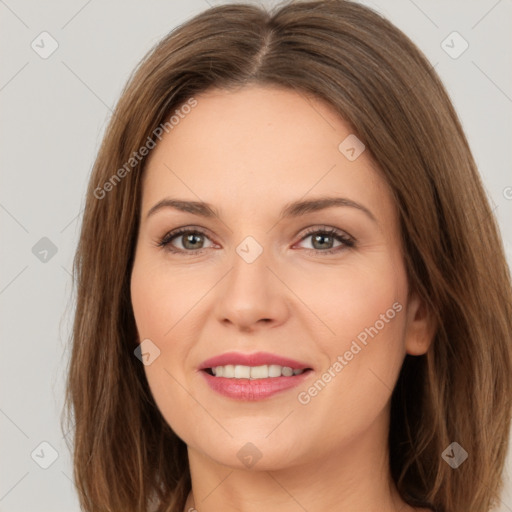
130, 85, 431, 470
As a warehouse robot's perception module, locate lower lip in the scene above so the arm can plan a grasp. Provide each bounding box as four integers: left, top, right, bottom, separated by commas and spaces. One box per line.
200, 370, 313, 401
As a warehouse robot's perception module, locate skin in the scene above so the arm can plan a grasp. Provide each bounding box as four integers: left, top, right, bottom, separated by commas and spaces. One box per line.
130, 85, 435, 512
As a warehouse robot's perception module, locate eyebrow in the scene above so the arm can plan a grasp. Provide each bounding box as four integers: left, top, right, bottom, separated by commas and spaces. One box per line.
146, 196, 377, 223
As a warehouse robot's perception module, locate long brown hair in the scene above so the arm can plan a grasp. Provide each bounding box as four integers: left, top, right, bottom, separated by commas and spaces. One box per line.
63, 1, 512, 511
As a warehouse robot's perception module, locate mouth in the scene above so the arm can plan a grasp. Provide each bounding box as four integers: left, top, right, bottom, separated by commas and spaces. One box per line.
198, 352, 314, 400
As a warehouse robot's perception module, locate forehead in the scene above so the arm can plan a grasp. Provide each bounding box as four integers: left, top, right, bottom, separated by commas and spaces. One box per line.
141, 85, 393, 223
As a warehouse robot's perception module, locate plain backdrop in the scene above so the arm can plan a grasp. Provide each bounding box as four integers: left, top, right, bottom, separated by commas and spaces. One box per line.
0, 0, 511, 510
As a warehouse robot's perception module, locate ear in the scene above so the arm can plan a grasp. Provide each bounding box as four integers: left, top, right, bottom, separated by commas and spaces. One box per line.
404, 291, 436, 356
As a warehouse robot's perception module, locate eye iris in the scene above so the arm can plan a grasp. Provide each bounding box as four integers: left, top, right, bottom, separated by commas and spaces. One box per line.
183, 233, 204, 250
312, 233, 333, 250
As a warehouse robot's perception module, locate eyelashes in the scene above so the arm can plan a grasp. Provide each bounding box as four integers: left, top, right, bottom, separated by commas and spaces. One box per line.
157, 227, 214, 255
156, 225, 356, 257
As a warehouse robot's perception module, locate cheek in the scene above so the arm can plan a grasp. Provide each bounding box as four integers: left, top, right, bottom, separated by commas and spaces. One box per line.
291, 255, 408, 421
333, 273, 405, 356
130, 255, 199, 338
130, 256, 209, 444
291, 249, 407, 353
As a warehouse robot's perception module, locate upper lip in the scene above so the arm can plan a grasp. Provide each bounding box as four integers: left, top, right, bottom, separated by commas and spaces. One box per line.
199, 351, 313, 371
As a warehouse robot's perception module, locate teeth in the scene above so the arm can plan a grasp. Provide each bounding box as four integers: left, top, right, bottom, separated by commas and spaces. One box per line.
281, 366, 293, 377
250, 365, 268, 379
210, 364, 305, 379
234, 365, 250, 378
268, 364, 282, 377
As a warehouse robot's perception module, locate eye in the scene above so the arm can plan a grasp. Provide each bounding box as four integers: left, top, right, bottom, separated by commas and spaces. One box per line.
157, 227, 215, 255
295, 226, 355, 255
156, 225, 355, 256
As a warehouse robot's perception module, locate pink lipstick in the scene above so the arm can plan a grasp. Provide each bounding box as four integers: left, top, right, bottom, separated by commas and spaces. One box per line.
198, 351, 313, 401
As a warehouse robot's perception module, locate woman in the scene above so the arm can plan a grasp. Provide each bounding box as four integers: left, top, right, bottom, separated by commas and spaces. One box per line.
63, 1, 512, 511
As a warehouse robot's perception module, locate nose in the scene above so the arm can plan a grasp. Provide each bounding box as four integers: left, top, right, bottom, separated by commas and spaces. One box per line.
214, 241, 289, 332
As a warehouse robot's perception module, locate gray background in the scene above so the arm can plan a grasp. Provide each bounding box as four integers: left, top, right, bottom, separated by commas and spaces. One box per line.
1, 0, 511, 510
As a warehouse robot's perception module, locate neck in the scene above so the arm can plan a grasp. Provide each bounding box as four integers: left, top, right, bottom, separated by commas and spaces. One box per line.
183, 405, 411, 512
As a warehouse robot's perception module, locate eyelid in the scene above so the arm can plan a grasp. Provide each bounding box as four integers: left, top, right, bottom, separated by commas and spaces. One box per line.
156, 226, 214, 251
294, 226, 355, 253
296, 225, 354, 242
